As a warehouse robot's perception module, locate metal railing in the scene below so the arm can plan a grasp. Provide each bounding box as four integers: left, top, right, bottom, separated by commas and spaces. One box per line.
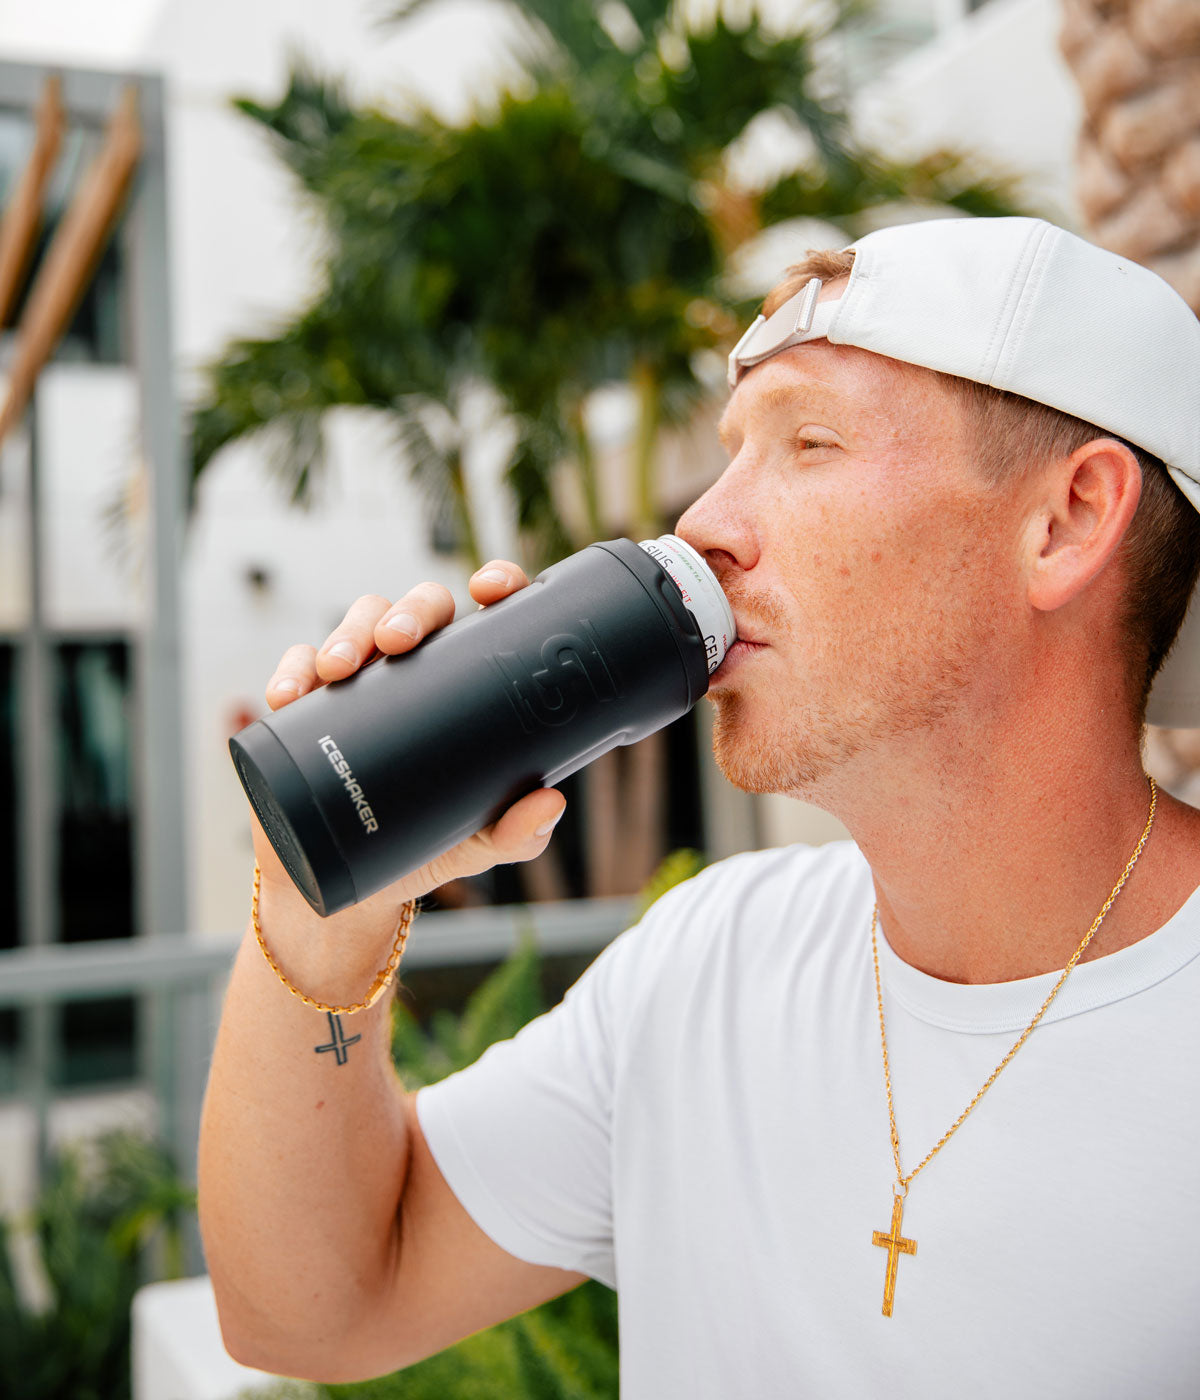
0, 896, 635, 1269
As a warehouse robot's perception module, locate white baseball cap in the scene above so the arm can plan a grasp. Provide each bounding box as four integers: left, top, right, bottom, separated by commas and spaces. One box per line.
727, 216, 1200, 728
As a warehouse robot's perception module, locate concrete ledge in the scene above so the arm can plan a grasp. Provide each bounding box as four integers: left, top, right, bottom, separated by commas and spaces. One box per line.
132, 1276, 301, 1400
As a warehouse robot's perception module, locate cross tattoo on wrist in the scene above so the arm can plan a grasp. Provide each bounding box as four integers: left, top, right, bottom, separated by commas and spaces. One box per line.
314, 1011, 362, 1066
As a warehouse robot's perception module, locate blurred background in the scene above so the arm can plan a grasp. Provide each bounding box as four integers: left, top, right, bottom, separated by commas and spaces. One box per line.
0, 0, 1197, 1395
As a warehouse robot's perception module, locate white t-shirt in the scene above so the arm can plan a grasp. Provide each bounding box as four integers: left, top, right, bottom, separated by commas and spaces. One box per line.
416, 841, 1200, 1398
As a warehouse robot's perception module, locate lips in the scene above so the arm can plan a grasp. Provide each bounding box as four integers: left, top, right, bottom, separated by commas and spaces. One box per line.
732, 615, 768, 646
712, 636, 768, 682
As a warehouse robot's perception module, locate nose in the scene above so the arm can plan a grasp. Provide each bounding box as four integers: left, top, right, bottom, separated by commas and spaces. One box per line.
675, 461, 760, 579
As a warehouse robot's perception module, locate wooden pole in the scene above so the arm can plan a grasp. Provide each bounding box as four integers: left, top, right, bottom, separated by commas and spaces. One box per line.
0, 84, 142, 445
0, 74, 65, 326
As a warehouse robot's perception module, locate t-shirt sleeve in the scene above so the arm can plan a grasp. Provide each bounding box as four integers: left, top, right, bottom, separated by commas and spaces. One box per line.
415, 923, 629, 1288
413, 852, 789, 1290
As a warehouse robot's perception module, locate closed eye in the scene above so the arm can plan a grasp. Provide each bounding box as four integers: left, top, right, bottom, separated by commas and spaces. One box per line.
793, 436, 839, 452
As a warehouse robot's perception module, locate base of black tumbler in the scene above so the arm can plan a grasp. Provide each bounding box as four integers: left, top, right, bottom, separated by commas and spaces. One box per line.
230, 722, 357, 917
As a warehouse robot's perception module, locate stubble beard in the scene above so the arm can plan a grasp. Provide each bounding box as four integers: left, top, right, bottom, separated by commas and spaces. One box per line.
708, 627, 974, 799
709, 689, 849, 794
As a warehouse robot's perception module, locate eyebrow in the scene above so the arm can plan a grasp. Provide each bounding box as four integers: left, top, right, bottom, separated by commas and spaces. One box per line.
717, 381, 851, 450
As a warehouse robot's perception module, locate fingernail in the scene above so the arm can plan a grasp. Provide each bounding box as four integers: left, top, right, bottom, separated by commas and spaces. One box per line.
477, 568, 508, 584
385, 611, 420, 639
535, 809, 566, 837
326, 640, 357, 664
273, 676, 302, 694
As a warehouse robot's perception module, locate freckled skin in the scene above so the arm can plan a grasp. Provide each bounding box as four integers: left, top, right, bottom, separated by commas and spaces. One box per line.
676, 340, 1024, 798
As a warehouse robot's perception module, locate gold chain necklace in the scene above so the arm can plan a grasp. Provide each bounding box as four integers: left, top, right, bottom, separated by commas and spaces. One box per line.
869, 775, 1158, 1318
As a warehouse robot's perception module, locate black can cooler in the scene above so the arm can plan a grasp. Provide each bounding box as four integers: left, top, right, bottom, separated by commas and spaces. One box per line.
230, 535, 735, 916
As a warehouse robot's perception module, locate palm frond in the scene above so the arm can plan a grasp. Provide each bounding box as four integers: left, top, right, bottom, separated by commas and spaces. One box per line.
196, 10, 1039, 571
233, 63, 361, 192
381, 0, 447, 25
504, 417, 578, 569
757, 148, 1029, 235
500, 0, 621, 75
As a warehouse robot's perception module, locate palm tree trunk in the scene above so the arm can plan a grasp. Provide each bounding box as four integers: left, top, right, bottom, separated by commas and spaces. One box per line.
445, 444, 484, 571
569, 399, 604, 541
1060, 0, 1200, 311
1060, 0, 1200, 789
584, 750, 623, 895
618, 735, 666, 891
582, 740, 667, 896
631, 362, 661, 541
518, 844, 570, 903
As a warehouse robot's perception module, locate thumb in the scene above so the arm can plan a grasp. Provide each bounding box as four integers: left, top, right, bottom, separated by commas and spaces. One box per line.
480, 787, 567, 863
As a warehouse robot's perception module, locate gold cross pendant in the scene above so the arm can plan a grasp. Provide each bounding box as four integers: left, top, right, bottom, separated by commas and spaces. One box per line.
872, 1192, 917, 1317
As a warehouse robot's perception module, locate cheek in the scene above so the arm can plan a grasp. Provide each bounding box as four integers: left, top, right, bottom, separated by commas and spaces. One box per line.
777, 495, 918, 600
777, 492, 1001, 648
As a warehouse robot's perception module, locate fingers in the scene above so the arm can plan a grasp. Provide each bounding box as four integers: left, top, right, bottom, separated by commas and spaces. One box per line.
372, 582, 457, 657
314, 593, 394, 681
479, 788, 567, 861
266, 644, 318, 710
313, 588, 403, 680
420, 788, 567, 890
266, 564, 515, 714
468, 560, 529, 607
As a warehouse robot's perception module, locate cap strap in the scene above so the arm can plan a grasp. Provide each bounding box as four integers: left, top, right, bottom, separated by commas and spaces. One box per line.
727, 278, 840, 387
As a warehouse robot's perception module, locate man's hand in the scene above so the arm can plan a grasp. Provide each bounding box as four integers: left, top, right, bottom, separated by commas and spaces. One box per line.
246, 560, 568, 1003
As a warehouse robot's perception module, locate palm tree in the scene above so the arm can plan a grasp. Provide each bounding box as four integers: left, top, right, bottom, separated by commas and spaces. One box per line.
1060, 0, 1200, 312
1060, 0, 1200, 787
190, 1, 1024, 894
191, 2, 1019, 561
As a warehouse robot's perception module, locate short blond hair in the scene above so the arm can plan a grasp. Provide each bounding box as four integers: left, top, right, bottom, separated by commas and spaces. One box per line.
762, 249, 1200, 718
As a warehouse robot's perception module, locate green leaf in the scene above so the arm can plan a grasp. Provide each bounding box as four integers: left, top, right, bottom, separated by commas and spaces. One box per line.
0, 1131, 195, 1400
633, 846, 707, 919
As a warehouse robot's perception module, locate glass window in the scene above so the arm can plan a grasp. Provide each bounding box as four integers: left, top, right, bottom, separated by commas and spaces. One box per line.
0, 643, 17, 1092
0, 120, 129, 365
0, 642, 17, 950
57, 997, 138, 1089
53, 639, 136, 1088
54, 639, 134, 942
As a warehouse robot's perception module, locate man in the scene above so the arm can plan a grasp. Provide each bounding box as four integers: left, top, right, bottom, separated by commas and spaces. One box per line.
199, 217, 1200, 1397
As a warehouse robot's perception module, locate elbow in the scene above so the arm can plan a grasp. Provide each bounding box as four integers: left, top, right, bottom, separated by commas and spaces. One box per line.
217, 1319, 277, 1375
212, 1283, 398, 1385
211, 1289, 299, 1377
209, 1277, 317, 1379
216, 1310, 339, 1383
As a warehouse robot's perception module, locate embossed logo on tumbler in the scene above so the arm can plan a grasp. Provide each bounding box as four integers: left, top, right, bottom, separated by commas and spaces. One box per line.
229, 535, 735, 916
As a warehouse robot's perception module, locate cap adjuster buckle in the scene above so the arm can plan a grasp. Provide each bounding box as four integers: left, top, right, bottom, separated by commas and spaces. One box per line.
727, 277, 826, 388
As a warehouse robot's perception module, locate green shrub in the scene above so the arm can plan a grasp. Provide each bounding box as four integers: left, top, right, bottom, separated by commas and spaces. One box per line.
391, 925, 546, 1088
0, 1131, 194, 1400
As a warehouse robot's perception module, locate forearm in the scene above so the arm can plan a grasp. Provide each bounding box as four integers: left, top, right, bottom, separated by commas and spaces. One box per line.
198, 880, 412, 1374
202, 564, 568, 1376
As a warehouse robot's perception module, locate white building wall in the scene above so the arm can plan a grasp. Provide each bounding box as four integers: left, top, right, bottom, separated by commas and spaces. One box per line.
854, 0, 1083, 226
36, 366, 144, 632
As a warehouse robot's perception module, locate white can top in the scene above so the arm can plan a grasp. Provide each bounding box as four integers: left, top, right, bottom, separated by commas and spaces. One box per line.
637, 534, 737, 675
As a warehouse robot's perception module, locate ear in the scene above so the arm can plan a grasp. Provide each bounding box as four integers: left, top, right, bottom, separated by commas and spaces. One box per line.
1025, 439, 1142, 614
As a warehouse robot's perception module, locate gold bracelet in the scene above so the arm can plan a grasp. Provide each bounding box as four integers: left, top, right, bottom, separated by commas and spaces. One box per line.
251, 859, 416, 1015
